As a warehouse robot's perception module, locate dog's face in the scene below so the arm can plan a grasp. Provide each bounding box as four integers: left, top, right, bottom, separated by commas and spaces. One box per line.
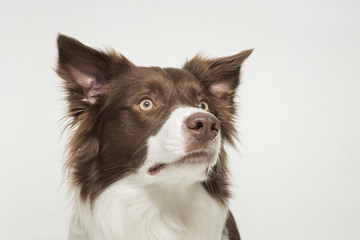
101, 67, 222, 185
57, 35, 252, 202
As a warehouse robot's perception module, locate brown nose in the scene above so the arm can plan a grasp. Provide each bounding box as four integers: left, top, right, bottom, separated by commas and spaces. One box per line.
186, 113, 220, 142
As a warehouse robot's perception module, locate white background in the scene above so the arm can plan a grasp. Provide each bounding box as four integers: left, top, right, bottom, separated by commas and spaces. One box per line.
1, 0, 359, 239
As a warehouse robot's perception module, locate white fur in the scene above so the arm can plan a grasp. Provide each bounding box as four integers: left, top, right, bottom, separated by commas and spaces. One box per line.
69, 177, 228, 240
68, 106, 229, 240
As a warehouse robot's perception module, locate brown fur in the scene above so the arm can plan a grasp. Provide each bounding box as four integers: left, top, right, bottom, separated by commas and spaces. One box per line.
225, 211, 242, 240
56, 34, 252, 239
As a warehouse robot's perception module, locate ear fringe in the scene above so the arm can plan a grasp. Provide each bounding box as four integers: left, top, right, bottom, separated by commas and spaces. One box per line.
183, 49, 253, 84
56, 34, 134, 116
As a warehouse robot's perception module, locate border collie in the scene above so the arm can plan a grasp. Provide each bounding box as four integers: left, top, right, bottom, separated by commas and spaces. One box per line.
56, 34, 252, 240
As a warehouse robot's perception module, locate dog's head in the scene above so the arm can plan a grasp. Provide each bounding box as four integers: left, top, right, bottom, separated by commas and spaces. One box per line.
57, 35, 252, 203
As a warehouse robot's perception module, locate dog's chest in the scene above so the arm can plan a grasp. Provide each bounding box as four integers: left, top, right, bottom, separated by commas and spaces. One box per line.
70, 178, 228, 240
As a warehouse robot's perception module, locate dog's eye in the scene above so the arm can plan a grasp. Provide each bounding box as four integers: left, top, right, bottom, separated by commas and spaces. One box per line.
139, 99, 154, 111
198, 101, 209, 112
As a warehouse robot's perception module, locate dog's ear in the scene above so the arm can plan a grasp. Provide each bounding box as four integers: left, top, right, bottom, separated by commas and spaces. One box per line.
183, 49, 253, 111
56, 34, 133, 107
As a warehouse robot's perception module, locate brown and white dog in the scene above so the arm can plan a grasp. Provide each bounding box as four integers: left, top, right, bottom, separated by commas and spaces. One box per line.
56, 34, 252, 240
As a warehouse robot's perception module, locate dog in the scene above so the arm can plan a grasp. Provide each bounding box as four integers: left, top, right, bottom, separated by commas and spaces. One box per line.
56, 34, 252, 240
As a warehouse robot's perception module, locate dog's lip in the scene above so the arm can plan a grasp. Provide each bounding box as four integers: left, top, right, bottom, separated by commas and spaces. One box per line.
147, 151, 211, 175
148, 163, 167, 175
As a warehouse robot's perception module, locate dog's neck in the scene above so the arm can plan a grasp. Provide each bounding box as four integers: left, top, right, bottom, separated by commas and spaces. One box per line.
70, 174, 228, 240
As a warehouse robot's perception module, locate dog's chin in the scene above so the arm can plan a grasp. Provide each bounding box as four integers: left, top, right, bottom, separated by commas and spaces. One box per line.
145, 150, 218, 184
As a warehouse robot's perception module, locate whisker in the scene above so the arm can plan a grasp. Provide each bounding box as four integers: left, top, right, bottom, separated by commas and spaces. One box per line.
129, 143, 148, 162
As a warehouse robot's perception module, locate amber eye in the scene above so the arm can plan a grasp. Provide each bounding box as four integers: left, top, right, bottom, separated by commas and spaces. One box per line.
199, 101, 209, 111
139, 99, 154, 111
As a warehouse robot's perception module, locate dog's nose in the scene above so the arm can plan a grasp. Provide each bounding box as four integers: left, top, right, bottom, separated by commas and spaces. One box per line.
186, 113, 220, 141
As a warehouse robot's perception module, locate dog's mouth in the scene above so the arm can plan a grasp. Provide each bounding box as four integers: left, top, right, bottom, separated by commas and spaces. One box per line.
148, 163, 167, 175
147, 151, 211, 176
